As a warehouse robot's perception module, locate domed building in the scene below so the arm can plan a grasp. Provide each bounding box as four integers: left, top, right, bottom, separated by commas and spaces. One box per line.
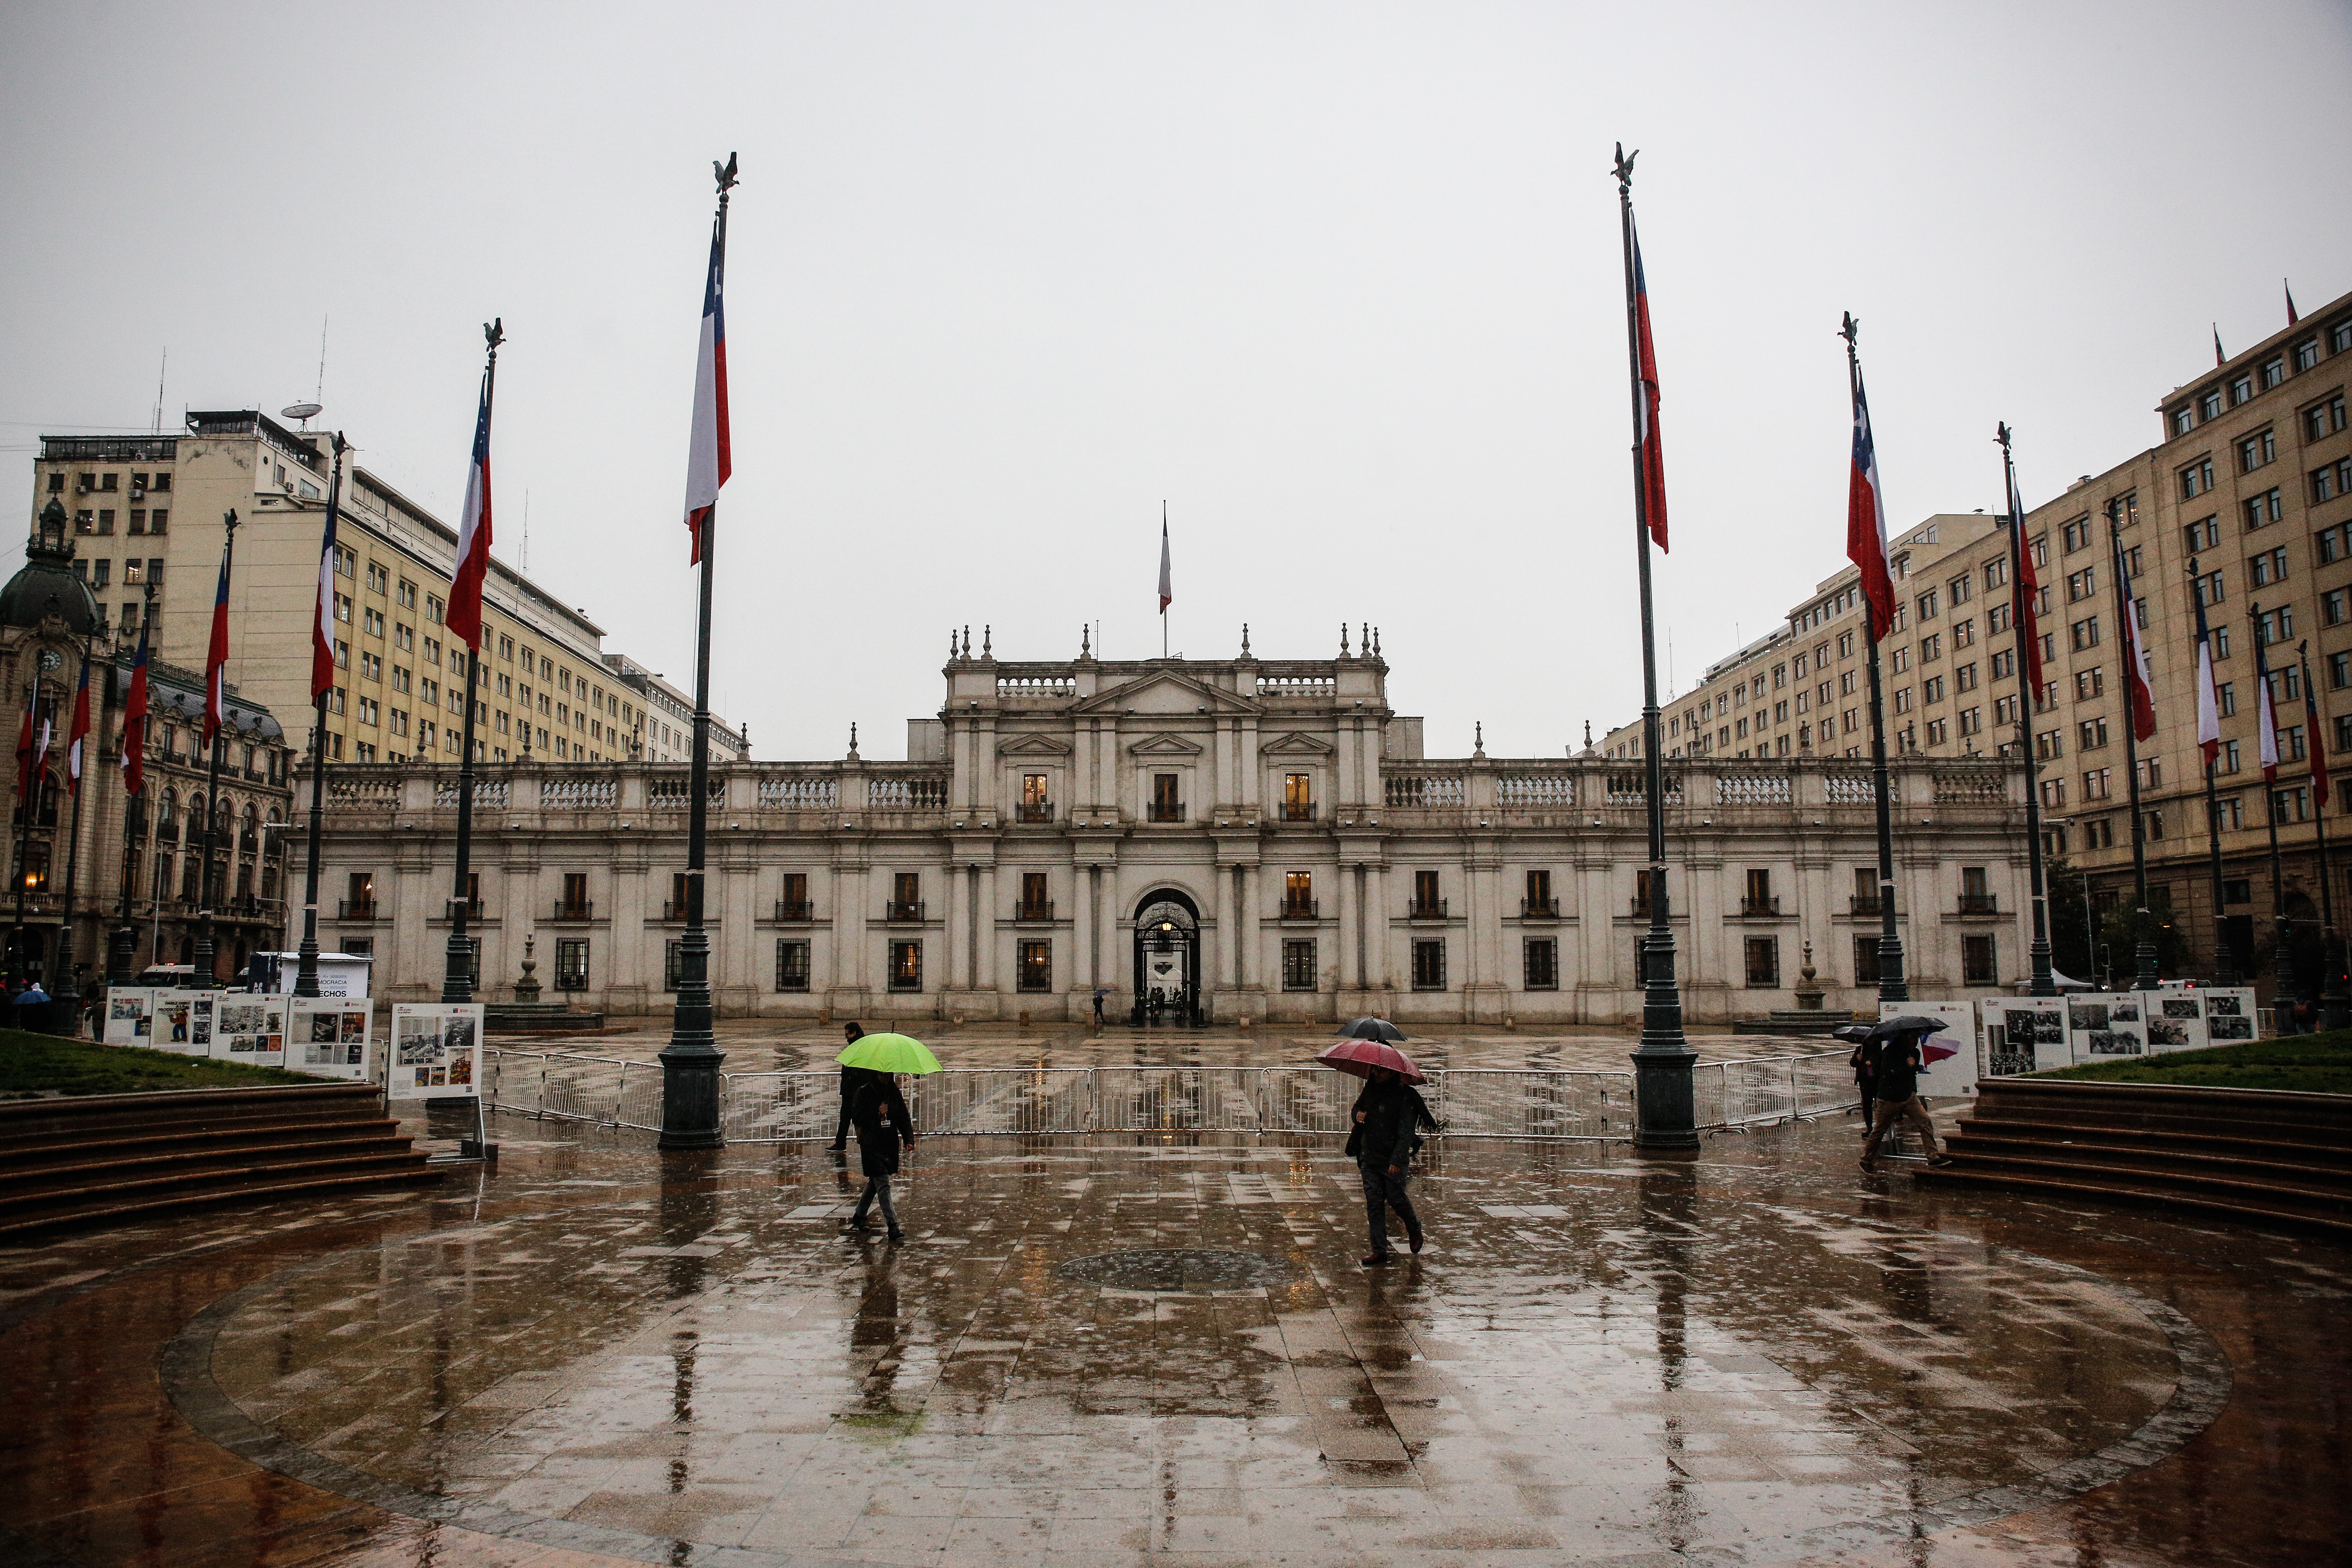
2, 499, 295, 1005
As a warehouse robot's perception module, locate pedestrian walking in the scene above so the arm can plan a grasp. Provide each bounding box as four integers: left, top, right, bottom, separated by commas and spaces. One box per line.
1092, 988, 1106, 1028
1858, 1031, 1955, 1173
1836, 1024, 1878, 1136
1346, 1065, 1438, 1265
841, 1065, 914, 1241
829, 1022, 865, 1152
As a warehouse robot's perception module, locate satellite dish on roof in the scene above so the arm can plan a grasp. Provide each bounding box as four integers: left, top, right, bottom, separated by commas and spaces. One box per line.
281, 402, 322, 426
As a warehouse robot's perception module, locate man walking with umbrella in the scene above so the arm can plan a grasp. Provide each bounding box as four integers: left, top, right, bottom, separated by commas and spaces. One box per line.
1858, 1016, 1957, 1174
835, 1030, 940, 1242
1319, 1021, 1439, 1265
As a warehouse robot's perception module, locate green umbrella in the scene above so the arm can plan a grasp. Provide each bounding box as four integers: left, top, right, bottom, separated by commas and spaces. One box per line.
835, 1032, 942, 1075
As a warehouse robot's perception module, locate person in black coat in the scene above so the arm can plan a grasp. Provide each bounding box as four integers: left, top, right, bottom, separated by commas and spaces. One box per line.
1345, 1067, 1437, 1264
829, 1022, 866, 1151
842, 1066, 915, 1240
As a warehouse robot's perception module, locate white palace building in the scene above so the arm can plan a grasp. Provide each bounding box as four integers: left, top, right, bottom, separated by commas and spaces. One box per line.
314, 636, 2032, 1025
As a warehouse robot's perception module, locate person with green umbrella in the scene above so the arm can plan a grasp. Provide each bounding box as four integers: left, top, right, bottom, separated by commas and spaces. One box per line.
835, 1031, 940, 1241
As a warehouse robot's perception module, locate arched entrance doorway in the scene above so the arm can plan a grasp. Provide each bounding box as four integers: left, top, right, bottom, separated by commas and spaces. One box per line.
1132, 890, 1203, 1026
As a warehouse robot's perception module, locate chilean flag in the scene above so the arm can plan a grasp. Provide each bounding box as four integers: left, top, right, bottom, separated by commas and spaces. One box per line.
2005, 443, 2044, 700
202, 544, 231, 746
1630, 220, 1668, 552
1158, 511, 1172, 614
64, 653, 90, 795
121, 614, 150, 796
2193, 577, 2223, 768
2255, 621, 2280, 781
312, 464, 341, 699
2301, 644, 2330, 808
2116, 537, 2156, 743
447, 369, 494, 651
1848, 368, 1895, 640
682, 221, 731, 565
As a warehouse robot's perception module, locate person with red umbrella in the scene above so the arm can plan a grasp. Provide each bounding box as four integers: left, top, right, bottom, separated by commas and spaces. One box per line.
1318, 1036, 1439, 1264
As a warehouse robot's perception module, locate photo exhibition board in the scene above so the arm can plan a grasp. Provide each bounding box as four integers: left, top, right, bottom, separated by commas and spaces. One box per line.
2068, 992, 2152, 1059
101, 987, 153, 1047
2189, 987, 2257, 1047
290, 996, 375, 1082
144, 991, 226, 1056
1984, 996, 2071, 1074
388, 1002, 483, 1098
1879, 1000, 1979, 1097
207, 995, 289, 1067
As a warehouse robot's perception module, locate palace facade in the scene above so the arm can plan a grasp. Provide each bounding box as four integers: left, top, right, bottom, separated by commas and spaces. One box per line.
315, 639, 2031, 1024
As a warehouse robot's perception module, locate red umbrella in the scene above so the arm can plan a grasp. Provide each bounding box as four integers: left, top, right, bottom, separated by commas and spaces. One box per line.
1315, 1038, 1426, 1085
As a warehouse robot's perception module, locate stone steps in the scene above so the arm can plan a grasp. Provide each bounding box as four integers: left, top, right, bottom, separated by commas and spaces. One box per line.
1917, 1078, 2352, 1236
0, 1083, 442, 1238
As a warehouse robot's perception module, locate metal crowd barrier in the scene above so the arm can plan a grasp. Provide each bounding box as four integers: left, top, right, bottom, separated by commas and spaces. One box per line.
487, 1049, 1853, 1145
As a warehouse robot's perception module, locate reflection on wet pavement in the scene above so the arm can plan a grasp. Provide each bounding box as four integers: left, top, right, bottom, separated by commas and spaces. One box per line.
0, 1110, 2343, 1568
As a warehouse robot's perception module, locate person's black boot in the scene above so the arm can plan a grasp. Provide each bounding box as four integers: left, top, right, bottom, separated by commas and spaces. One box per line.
1406, 1223, 1424, 1254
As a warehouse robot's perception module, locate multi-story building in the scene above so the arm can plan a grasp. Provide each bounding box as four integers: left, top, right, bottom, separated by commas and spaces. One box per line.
313, 639, 2029, 1022
31, 411, 742, 774
1609, 288, 2352, 990
2, 503, 296, 988
601, 653, 746, 764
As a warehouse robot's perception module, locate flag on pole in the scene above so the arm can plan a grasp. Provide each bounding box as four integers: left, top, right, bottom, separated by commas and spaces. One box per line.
65, 654, 90, 795
2213, 324, 2227, 366
2286, 281, 2301, 327
2005, 443, 2044, 698
14, 687, 35, 807
2116, 537, 2156, 742
2254, 617, 2279, 782
203, 544, 231, 746
312, 477, 340, 699
1630, 219, 1668, 551
2192, 577, 2222, 767
2302, 645, 2330, 808
1848, 369, 1894, 639
122, 613, 150, 795
1158, 508, 1172, 615
682, 222, 731, 565
447, 368, 494, 650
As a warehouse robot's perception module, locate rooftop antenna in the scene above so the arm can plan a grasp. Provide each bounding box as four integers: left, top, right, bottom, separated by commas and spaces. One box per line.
151, 348, 166, 435
522, 489, 530, 572
281, 318, 328, 430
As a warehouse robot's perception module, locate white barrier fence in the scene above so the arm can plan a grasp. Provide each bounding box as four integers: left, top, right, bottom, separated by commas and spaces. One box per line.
485, 1049, 1856, 1144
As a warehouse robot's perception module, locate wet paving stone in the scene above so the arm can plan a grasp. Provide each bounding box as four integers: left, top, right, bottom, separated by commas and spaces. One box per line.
0, 1095, 2344, 1567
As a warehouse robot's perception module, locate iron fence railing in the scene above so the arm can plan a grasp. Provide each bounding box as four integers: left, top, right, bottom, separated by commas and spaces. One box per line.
488, 1050, 1854, 1144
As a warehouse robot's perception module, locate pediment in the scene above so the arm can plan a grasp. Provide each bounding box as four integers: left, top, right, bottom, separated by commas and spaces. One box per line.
1259, 731, 1335, 757
1073, 669, 1258, 717
1127, 732, 1205, 757
996, 732, 1073, 757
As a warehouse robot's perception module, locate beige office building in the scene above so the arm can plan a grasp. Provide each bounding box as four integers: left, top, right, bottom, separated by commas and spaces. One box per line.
1611, 289, 2352, 987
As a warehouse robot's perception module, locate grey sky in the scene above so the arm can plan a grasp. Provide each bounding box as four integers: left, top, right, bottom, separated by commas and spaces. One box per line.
4, 2, 2347, 760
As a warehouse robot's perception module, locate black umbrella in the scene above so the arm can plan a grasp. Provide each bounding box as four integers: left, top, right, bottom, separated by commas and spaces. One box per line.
1829, 1023, 1878, 1045
1343, 1016, 1407, 1042
1865, 1014, 1950, 1040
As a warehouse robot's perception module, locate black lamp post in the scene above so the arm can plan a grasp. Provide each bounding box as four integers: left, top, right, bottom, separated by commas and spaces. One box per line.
296, 434, 346, 998
186, 510, 238, 989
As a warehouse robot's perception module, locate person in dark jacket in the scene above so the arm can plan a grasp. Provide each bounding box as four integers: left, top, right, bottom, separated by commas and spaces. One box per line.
1344, 1067, 1437, 1264
842, 1066, 915, 1240
1858, 1033, 1954, 1173
829, 1022, 866, 1151
1840, 1027, 1878, 1135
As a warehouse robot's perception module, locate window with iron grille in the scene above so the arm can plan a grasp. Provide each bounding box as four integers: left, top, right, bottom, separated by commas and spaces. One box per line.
1744, 936, 1780, 987
1853, 935, 1881, 985
664, 940, 687, 992
1281, 939, 1316, 991
1411, 939, 1446, 991
1017, 939, 1052, 992
889, 940, 922, 991
1962, 935, 1998, 986
1523, 938, 1557, 991
776, 939, 811, 992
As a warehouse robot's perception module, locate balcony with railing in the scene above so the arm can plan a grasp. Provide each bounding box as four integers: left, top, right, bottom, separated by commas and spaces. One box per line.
1520, 897, 1560, 919
1849, 895, 1884, 916
1407, 898, 1448, 921
336, 899, 378, 920
1957, 893, 2000, 915
1280, 800, 1318, 822
1280, 900, 1320, 921
1147, 800, 1186, 824
1737, 895, 1782, 917
1013, 900, 1055, 923
1017, 801, 1055, 824
549, 901, 595, 922
885, 900, 926, 923
774, 899, 814, 922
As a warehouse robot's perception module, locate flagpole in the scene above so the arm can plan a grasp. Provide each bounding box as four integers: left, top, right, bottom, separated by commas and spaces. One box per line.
1845, 318, 1906, 1003
2247, 601, 2296, 1022
2104, 501, 2158, 992
296, 435, 346, 999
189, 510, 238, 989
1613, 145, 1695, 1152
1997, 426, 2055, 996
10, 682, 39, 992
443, 331, 499, 1007
2186, 557, 2241, 987
658, 152, 737, 1152
2297, 641, 2348, 1027
109, 585, 154, 986
50, 647, 91, 1031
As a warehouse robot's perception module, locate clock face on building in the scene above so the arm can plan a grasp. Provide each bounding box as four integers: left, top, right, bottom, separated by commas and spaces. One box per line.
37, 650, 61, 673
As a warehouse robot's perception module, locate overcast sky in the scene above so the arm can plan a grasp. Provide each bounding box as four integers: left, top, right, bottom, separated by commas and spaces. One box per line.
4, 3, 2347, 762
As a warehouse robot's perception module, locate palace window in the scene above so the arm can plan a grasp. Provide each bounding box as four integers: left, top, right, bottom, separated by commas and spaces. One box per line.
1017, 939, 1052, 993
554, 939, 589, 991
1744, 936, 1780, 988
1281, 939, 1317, 991
1962, 935, 1998, 986
888, 940, 923, 992
1523, 938, 1557, 990
776, 939, 811, 992
1411, 939, 1446, 991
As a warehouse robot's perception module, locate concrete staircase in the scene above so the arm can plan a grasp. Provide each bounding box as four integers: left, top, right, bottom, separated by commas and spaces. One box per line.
1918, 1078, 2352, 1236
0, 1084, 443, 1239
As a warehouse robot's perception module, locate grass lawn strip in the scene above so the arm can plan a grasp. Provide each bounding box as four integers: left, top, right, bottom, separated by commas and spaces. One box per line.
2038, 1032, 2352, 1097
0, 1028, 326, 1098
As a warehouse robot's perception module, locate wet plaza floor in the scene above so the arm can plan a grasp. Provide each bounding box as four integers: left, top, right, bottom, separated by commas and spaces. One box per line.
1, 1078, 2347, 1567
